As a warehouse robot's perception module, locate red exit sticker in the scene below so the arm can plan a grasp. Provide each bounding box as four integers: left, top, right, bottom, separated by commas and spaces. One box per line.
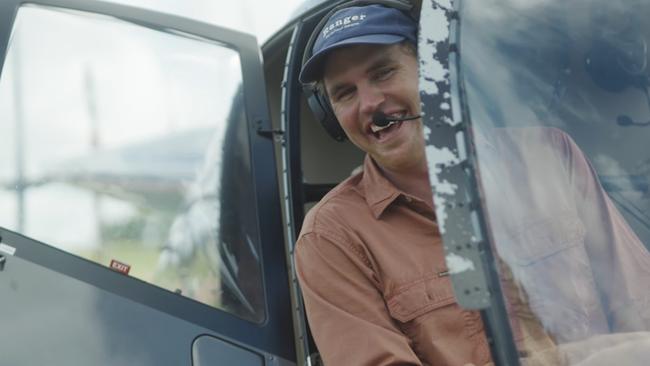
110, 259, 131, 275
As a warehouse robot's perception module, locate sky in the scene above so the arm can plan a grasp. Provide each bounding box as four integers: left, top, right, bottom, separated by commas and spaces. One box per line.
106, 0, 305, 43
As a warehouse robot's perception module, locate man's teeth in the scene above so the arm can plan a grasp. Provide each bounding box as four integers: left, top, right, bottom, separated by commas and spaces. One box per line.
371, 121, 397, 133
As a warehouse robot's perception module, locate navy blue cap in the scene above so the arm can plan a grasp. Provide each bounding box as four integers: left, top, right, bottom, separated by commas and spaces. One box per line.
299, 4, 417, 83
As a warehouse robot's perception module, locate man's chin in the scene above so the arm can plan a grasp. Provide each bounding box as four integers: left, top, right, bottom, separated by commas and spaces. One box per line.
371, 147, 427, 173
372, 154, 413, 172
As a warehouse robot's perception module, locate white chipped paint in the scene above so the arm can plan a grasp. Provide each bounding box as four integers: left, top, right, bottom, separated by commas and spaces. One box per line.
446, 253, 476, 274
435, 0, 454, 11
418, 0, 451, 97
426, 145, 461, 233
420, 0, 459, 235
426, 146, 460, 196
0, 243, 16, 256
418, 52, 446, 94
455, 131, 467, 160
421, 1, 451, 43
420, 70, 440, 95
433, 199, 449, 234
424, 126, 432, 141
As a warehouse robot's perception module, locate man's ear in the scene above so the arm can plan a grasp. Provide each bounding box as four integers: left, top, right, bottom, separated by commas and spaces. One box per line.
303, 84, 348, 142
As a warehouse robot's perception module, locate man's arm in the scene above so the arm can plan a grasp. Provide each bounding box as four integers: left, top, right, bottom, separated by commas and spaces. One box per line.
558, 130, 650, 331
296, 231, 422, 366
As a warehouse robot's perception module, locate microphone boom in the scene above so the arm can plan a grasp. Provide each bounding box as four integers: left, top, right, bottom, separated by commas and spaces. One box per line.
372, 111, 421, 127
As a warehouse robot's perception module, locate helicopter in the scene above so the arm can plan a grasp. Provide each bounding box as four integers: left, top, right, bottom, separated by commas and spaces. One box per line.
1, 0, 650, 365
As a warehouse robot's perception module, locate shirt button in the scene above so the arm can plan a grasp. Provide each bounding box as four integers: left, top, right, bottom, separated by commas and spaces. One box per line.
404, 196, 413, 203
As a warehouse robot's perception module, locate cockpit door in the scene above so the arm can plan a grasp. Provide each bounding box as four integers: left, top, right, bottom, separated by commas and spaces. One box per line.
417, 1, 519, 363
0, 0, 293, 365
421, 0, 650, 365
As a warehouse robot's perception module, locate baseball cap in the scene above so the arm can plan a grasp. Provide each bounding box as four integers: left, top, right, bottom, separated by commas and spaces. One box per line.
299, 4, 417, 83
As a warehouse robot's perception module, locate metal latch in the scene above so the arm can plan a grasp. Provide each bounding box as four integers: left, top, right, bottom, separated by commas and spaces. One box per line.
307, 353, 323, 366
256, 127, 284, 141
0, 255, 6, 272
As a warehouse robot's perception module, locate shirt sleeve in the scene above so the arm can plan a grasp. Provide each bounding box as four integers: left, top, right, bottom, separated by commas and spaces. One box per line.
558, 130, 650, 331
295, 230, 423, 366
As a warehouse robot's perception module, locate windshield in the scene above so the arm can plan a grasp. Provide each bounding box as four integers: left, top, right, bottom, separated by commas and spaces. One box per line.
460, 0, 650, 364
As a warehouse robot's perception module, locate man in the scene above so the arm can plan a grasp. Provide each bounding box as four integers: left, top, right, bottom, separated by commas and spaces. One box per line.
295, 2, 650, 366
296, 3, 492, 365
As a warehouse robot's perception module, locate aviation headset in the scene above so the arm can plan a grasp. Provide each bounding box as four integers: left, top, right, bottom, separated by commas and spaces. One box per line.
301, 0, 418, 142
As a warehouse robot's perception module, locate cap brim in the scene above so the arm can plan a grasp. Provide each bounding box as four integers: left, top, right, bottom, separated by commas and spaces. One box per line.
299, 34, 405, 84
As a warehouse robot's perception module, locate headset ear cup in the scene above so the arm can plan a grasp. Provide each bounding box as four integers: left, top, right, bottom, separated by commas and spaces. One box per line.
306, 88, 347, 142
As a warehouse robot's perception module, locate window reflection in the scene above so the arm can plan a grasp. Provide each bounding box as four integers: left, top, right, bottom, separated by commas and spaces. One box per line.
0, 5, 265, 322
461, 0, 650, 364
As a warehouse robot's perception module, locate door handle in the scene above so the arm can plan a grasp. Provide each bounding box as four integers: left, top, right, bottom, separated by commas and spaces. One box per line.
0, 255, 5, 271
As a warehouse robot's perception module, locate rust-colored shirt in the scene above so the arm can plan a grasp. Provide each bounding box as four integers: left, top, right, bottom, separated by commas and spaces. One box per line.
477, 128, 650, 357
295, 155, 492, 366
296, 128, 650, 366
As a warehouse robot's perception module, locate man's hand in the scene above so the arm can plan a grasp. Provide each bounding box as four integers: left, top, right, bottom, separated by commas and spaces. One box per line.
570, 334, 650, 366
517, 332, 650, 366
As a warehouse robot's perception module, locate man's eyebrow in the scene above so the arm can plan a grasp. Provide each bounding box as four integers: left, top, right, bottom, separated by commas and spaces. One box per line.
366, 54, 395, 73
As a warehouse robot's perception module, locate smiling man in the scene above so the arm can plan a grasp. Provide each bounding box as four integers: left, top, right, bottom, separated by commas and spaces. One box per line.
323, 42, 429, 198
294, 3, 493, 366
292, 2, 650, 366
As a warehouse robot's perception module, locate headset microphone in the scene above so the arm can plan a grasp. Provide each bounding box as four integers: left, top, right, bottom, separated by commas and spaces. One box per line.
617, 115, 650, 127
372, 111, 422, 127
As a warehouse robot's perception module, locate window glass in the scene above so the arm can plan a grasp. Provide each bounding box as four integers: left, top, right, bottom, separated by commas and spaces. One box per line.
461, 0, 650, 363
0, 5, 265, 323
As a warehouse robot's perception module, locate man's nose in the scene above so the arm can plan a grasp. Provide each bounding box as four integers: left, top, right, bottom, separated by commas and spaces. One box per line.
358, 84, 385, 116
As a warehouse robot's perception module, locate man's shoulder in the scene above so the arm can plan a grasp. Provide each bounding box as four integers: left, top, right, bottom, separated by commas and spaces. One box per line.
300, 172, 368, 237
489, 126, 580, 163
493, 126, 574, 148
296, 172, 377, 270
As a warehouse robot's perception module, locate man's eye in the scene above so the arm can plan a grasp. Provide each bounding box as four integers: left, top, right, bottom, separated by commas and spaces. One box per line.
334, 88, 354, 102
375, 67, 396, 81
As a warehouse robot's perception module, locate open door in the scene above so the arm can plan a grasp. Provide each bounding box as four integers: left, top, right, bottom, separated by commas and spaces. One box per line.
0, 0, 293, 365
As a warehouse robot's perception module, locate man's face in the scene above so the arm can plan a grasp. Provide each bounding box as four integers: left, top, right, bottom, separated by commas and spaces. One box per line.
323, 43, 425, 173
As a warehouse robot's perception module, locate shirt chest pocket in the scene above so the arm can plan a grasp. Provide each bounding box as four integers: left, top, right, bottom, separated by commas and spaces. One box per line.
499, 210, 600, 342
384, 275, 485, 347
384, 274, 456, 323
501, 210, 593, 302
505, 210, 586, 266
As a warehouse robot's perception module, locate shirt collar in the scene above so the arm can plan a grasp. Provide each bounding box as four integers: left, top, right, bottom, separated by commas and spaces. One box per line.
360, 155, 404, 219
